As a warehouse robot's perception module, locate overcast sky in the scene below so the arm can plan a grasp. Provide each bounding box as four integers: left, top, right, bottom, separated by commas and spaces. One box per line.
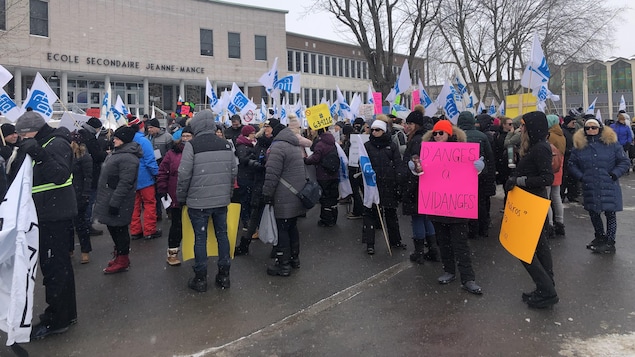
230, 0, 635, 59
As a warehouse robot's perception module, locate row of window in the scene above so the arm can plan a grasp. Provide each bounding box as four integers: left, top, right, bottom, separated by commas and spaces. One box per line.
564, 61, 632, 94
200, 29, 267, 60
286, 50, 421, 84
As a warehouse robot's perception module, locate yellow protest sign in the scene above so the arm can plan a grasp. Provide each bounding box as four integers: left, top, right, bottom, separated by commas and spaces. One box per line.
181, 203, 241, 261
499, 187, 551, 264
305, 103, 333, 130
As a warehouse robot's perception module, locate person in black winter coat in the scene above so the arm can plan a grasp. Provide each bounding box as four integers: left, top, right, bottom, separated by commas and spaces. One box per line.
402, 111, 439, 263
504, 111, 558, 309
362, 119, 405, 254
305, 128, 339, 227
70, 133, 93, 264
79, 117, 109, 236
234, 125, 259, 232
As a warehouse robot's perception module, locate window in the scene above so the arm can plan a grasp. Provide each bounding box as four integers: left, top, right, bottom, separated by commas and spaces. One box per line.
356, 61, 361, 78
332, 57, 337, 76
255, 35, 267, 60
200, 29, 213, 56
304, 88, 310, 106
287, 50, 293, 71
338, 58, 343, 77
318, 55, 324, 75
325, 56, 331, 75
310, 54, 316, 74
30, 0, 48, 37
611, 61, 632, 93
564, 66, 583, 95
0, 0, 6, 31
303, 53, 309, 73
345, 59, 350, 78
311, 89, 317, 106
587, 63, 607, 94
295, 52, 301, 72
362, 62, 368, 79
228, 32, 240, 59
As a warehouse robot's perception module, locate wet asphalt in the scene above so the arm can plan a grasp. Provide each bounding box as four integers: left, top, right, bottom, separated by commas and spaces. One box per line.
2, 178, 635, 357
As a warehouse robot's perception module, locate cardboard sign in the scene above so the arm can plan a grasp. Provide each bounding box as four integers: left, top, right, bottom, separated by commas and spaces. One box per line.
499, 187, 551, 264
348, 134, 370, 168
373, 92, 383, 114
358, 104, 375, 118
181, 203, 241, 261
417, 142, 479, 219
305, 103, 333, 130
59, 112, 91, 132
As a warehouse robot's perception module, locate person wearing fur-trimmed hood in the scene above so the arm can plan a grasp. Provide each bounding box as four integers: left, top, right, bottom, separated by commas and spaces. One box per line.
568, 117, 630, 254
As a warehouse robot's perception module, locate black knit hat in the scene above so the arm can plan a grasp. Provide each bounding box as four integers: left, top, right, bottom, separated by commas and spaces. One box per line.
264, 118, 280, 128
405, 111, 424, 126
86, 117, 103, 129
146, 118, 161, 128
1, 123, 16, 137
114, 126, 136, 144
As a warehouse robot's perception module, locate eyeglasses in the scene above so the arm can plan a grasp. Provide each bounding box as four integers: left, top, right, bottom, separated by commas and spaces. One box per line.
432, 131, 447, 136
584, 126, 599, 130
371, 128, 383, 132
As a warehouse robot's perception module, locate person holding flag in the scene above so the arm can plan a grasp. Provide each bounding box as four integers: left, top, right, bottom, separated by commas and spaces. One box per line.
361, 118, 406, 255
11, 111, 78, 339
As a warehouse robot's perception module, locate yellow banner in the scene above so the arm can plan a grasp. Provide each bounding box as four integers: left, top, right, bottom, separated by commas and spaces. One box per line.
499, 187, 551, 264
305, 103, 334, 130
504, 93, 537, 118
181, 203, 241, 261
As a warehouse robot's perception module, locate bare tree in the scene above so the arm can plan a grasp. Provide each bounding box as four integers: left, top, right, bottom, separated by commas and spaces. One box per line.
0, 0, 30, 58
311, 0, 442, 97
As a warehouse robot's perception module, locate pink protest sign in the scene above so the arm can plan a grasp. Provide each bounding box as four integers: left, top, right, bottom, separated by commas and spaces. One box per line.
411, 91, 420, 109
417, 141, 479, 219
373, 92, 383, 114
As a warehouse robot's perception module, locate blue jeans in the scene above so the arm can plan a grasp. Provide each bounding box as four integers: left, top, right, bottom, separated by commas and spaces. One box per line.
411, 214, 435, 240
188, 206, 230, 273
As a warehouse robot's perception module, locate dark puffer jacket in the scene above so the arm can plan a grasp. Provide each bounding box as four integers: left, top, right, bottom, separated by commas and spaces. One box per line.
364, 132, 404, 209
512, 113, 553, 199
29, 125, 78, 221
401, 127, 426, 216
304, 131, 338, 180
457, 112, 496, 197
157, 142, 184, 209
93, 141, 142, 226
568, 126, 630, 212
262, 127, 306, 219
235, 135, 258, 184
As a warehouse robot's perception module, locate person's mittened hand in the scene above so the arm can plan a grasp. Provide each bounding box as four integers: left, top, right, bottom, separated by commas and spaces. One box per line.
473, 156, 485, 174
20, 138, 47, 162
504, 176, 517, 192
108, 206, 119, 216
610, 173, 618, 181
516, 176, 528, 186
262, 195, 273, 205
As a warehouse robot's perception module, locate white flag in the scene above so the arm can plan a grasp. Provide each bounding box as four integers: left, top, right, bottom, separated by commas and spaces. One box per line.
229, 83, 257, 116
488, 99, 497, 116
205, 78, 223, 113
357, 137, 380, 208
436, 80, 460, 124
260, 98, 267, 122
619, 95, 626, 111
586, 97, 597, 115
336, 86, 353, 121
0, 157, 39, 345
385, 59, 411, 103
259, 57, 278, 94
151, 103, 156, 119
417, 78, 437, 117
499, 100, 506, 116
273, 74, 301, 94
0, 65, 13, 87
367, 84, 375, 104
21, 73, 59, 121
596, 109, 602, 122
0, 88, 24, 122
335, 143, 353, 199
520, 33, 551, 94
350, 93, 362, 118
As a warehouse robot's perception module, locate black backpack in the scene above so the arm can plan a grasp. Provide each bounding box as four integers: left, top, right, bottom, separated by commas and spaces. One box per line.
321, 149, 340, 174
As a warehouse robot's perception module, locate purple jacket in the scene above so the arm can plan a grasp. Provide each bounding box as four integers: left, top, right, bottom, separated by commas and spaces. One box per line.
157, 143, 183, 209
304, 131, 338, 180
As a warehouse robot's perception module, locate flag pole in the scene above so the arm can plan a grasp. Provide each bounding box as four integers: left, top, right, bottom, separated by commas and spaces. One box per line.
375, 204, 392, 256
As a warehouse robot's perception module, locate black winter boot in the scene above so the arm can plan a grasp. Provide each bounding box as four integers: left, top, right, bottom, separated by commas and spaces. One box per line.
554, 222, 566, 236
234, 237, 251, 256
267, 250, 292, 276
188, 268, 207, 292
215, 265, 231, 289
423, 235, 440, 262
587, 233, 606, 250
409, 239, 426, 264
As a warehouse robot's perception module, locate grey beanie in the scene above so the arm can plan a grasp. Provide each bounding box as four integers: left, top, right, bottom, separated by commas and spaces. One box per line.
15, 111, 46, 134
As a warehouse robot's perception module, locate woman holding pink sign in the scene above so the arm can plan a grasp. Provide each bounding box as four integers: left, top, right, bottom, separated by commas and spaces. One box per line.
423, 118, 483, 295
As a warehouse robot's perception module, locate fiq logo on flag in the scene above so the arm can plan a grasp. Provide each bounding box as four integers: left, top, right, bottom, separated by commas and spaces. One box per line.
0, 92, 18, 113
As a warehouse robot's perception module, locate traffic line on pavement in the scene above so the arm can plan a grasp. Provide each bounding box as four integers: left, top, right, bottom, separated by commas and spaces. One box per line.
174, 261, 412, 357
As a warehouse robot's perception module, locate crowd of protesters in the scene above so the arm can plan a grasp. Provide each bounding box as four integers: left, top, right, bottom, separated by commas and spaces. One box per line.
1, 103, 632, 340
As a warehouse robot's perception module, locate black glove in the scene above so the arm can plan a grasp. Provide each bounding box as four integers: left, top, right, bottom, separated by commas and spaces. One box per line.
0, 146, 13, 161
504, 177, 517, 192
20, 138, 47, 162
262, 195, 273, 205
248, 159, 263, 169
610, 173, 618, 181
108, 206, 119, 216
